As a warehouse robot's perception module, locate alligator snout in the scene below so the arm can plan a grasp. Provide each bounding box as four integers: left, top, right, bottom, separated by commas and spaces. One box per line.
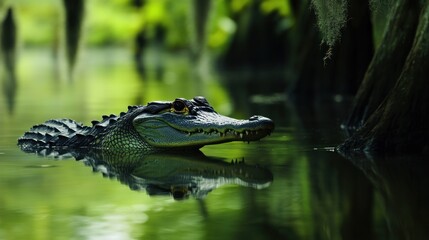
248, 115, 275, 130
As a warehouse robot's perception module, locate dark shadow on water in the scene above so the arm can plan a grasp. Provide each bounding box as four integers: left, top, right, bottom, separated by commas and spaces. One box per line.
340, 153, 429, 240
20, 147, 273, 201
307, 150, 375, 240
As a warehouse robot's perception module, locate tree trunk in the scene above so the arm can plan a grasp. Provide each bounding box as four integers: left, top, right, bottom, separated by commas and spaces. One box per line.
189, 0, 211, 60
339, 1, 429, 154
1, 7, 17, 114
343, 0, 419, 130
219, 0, 288, 70
63, 0, 84, 74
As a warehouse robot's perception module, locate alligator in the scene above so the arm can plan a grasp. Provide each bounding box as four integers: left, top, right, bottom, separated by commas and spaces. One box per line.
18, 96, 274, 154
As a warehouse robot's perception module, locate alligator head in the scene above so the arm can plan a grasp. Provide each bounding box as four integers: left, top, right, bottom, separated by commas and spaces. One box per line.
133, 96, 274, 149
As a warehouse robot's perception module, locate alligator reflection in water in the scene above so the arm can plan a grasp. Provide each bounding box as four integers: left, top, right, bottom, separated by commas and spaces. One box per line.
30, 148, 273, 200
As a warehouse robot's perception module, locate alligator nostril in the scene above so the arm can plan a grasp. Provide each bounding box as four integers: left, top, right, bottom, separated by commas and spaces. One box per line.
249, 115, 260, 121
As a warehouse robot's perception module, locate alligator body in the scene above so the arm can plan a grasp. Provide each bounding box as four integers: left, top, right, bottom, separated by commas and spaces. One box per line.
18, 96, 274, 154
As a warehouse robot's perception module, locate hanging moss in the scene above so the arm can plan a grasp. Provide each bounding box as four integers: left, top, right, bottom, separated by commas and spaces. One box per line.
369, 0, 394, 15
311, 0, 348, 47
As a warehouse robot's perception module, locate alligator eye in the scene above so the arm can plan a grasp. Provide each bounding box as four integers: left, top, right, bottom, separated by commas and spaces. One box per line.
171, 100, 188, 114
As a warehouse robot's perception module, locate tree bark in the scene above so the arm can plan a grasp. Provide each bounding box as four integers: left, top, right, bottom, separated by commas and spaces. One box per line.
339, 1, 429, 154
343, 0, 419, 130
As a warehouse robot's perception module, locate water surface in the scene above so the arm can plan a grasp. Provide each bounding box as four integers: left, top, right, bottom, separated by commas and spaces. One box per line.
1, 48, 428, 240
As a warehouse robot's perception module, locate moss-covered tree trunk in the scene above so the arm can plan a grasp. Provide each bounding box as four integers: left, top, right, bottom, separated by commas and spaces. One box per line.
339, 0, 429, 154
343, 0, 419, 130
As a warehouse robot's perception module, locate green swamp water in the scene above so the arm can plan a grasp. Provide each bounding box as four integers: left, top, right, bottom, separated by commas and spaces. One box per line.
1, 48, 428, 240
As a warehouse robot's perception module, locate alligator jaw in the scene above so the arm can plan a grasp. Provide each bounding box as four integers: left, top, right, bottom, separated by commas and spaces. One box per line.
177, 128, 272, 141
133, 113, 274, 148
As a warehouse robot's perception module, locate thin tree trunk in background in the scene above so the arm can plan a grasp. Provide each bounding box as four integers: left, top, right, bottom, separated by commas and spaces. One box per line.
63, 0, 84, 74
343, 0, 419, 130
1, 7, 15, 69
219, 0, 288, 70
1, 7, 17, 114
287, 0, 320, 100
189, 0, 211, 61
339, 0, 429, 154
334, 0, 373, 95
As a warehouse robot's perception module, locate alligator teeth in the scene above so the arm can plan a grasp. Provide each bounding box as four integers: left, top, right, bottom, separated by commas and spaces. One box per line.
183, 129, 265, 138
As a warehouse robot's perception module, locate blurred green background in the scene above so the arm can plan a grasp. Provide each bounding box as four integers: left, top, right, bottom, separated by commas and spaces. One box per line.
12, 0, 290, 48
2, 1, 427, 240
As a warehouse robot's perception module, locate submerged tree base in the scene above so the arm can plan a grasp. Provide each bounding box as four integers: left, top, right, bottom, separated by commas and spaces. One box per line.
337, 134, 429, 157
338, 1, 429, 156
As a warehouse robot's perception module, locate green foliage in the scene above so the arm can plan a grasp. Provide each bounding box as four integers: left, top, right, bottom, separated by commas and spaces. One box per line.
260, 0, 292, 16
311, 0, 348, 47
85, 0, 140, 46
11, 0, 292, 52
14, 0, 60, 47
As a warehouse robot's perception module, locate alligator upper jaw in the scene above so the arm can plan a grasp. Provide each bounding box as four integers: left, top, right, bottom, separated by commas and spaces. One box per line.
176, 127, 273, 141
133, 113, 274, 148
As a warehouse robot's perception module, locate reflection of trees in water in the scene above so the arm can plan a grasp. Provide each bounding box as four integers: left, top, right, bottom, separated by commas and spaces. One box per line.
291, 101, 429, 239
293, 99, 376, 240
346, 155, 429, 240
0, 0, 85, 113
309, 153, 375, 240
